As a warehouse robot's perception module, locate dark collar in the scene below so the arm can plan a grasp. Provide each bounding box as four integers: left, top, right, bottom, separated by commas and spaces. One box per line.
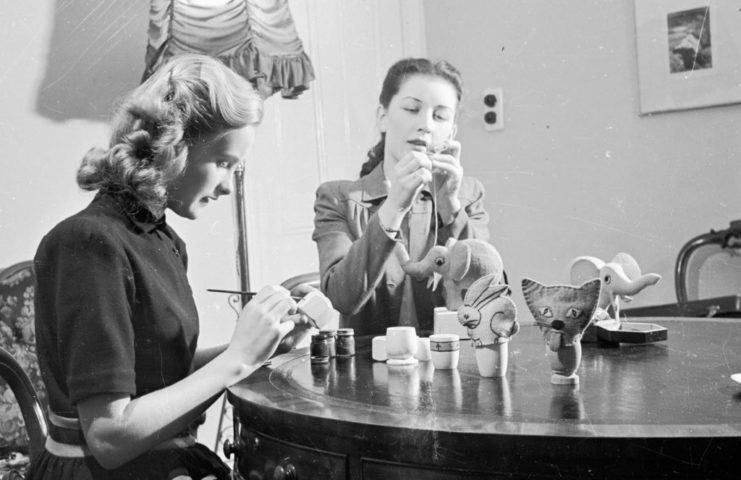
98, 190, 166, 233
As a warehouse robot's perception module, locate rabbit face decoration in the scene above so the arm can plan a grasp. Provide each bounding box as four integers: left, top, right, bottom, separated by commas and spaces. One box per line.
457, 274, 518, 347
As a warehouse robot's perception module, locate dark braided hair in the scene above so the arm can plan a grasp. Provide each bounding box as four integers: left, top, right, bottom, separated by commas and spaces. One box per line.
77, 54, 263, 217
359, 58, 464, 177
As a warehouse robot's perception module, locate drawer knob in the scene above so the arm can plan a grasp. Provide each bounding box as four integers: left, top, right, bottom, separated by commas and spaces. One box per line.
273, 462, 297, 480
224, 435, 260, 458
222, 438, 239, 458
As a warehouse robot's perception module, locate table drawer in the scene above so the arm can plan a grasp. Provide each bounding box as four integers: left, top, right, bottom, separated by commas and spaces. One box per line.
362, 458, 545, 480
237, 428, 347, 480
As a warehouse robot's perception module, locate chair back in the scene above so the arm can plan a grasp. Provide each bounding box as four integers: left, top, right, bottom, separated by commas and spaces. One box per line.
1, 261, 49, 476
1, 348, 49, 468
675, 220, 741, 305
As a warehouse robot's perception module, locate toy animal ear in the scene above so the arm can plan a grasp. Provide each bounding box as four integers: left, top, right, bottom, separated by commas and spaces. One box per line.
521, 277, 545, 317
610, 252, 642, 280
450, 242, 472, 282
510, 319, 520, 336
578, 278, 603, 313
569, 256, 604, 285
464, 273, 506, 306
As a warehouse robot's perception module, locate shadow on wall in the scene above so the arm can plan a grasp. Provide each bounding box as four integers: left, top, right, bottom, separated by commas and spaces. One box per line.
35, 0, 150, 122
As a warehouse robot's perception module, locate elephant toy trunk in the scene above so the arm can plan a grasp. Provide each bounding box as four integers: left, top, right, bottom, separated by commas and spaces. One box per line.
394, 243, 442, 278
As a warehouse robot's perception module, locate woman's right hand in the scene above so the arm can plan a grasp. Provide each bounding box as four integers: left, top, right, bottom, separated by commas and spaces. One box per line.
225, 285, 297, 369
380, 151, 433, 226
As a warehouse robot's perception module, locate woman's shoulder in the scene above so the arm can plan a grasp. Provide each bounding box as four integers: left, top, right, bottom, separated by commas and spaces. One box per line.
315, 178, 362, 199
40, 197, 127, 249
459, 175, 485, 196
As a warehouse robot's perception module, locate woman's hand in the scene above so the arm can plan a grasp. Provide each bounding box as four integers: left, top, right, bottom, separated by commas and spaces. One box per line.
379, 151, 432, 228
225, 285, 297, 370
275, 312, 313, 355
430, 140, 463, 224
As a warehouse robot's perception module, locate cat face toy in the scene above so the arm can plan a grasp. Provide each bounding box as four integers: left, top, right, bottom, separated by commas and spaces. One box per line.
521, 278, 601, 352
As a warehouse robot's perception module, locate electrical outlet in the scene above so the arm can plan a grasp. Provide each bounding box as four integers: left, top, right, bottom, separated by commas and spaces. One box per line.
483, 87, 504, 131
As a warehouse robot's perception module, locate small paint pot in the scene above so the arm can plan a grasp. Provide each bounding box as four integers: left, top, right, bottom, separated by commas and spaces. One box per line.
336, 328, 355, 356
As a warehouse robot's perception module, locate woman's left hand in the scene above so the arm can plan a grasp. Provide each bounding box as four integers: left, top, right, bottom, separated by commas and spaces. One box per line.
430, 139, 463, 224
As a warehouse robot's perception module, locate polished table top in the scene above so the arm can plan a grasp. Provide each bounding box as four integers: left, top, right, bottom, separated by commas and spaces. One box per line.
229, 317, 741, 439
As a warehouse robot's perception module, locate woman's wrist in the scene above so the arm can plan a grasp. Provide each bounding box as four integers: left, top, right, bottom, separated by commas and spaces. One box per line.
377, 203, 405, 233
214, 348, 262, 387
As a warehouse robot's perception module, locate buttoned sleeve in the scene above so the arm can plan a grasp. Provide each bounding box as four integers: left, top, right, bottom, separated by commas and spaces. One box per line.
35, 217, 136, 405
312, 181, 398, 316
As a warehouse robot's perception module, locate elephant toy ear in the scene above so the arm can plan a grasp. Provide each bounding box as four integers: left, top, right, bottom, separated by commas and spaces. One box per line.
610, 252, 641, 280
569, 256, 604, 285
450, 242, 473, 282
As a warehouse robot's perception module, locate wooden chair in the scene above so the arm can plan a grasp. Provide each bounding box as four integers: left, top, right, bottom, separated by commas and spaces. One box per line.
674, 220, 741, 316
625, 221, 741, 318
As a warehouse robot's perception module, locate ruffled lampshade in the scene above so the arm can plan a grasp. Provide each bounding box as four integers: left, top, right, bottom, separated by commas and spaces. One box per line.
142, 0, 315, 99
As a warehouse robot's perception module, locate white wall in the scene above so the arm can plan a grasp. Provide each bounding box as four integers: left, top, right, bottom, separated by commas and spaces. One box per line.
424, 0, 741, 315
0, 0, 425, 456
0, 1, 138, 268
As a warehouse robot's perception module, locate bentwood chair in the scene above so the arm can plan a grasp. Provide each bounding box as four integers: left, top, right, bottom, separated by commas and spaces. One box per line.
280, 271, 321, 295
674, 220, 741, 317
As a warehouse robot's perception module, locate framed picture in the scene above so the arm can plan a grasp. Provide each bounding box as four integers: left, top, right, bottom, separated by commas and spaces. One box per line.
634, 0, 741, 114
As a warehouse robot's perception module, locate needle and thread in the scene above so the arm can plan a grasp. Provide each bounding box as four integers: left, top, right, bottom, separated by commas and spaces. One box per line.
425, 141, 449, 247
207, 288, 302, 300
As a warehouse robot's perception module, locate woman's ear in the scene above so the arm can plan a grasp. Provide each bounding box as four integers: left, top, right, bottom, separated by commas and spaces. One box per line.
376, 105, 388, 133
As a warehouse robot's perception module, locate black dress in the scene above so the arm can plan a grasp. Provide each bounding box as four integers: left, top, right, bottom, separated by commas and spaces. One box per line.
29, 191, 230, 480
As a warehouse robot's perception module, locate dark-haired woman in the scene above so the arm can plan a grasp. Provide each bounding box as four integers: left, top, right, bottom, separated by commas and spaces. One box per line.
312, 58, 490, 336
30, 54, 303, 480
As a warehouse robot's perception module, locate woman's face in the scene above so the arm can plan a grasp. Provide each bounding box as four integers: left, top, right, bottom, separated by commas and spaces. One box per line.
378, 74, 458, 163
167, 125, 255, 219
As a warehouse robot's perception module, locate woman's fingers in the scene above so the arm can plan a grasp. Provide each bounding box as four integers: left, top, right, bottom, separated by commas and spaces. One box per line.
439, 139, 461, 160
254, 285, 298, 316
277, 319, 296, 339
283, 313, 310, 326
431, 140, 462, 173
397, 151, 432, 175
412, 167, 433, 185
397, 152, 432, 187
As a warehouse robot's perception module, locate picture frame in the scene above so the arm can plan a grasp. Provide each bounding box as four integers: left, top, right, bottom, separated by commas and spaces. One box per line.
634, 0, 741, 114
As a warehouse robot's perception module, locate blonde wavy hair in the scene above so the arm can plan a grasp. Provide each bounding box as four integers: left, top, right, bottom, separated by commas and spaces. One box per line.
77, 54, 263, 217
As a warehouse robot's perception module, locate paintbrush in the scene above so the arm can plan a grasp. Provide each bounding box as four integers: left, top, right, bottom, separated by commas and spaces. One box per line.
207, 288, 303, 301
207, 289, 319, 328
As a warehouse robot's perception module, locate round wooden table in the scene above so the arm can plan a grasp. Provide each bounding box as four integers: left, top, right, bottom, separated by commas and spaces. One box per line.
228, 317, 741, 479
